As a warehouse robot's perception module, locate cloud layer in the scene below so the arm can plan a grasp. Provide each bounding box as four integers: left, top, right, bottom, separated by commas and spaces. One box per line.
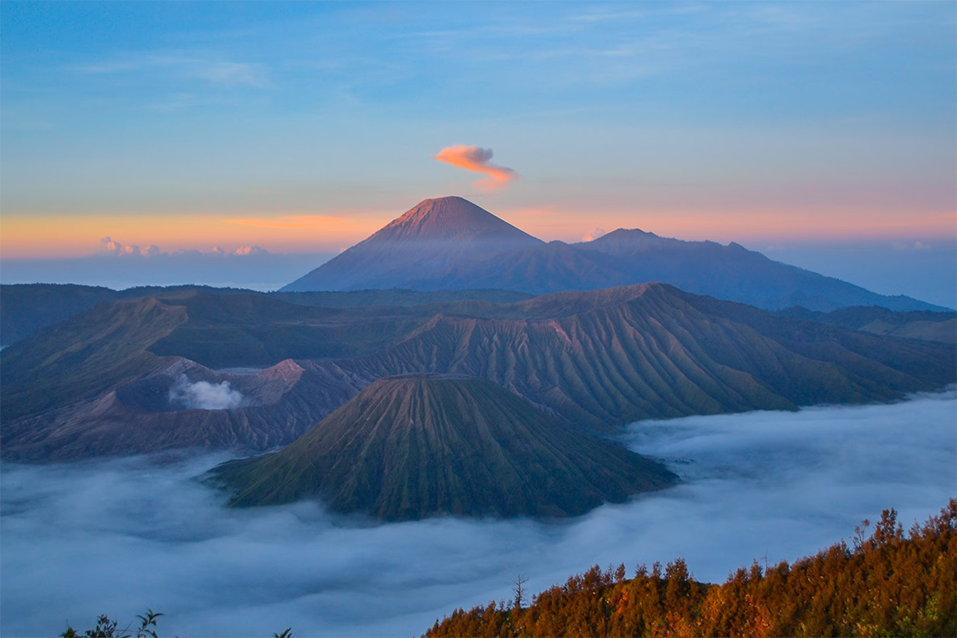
2, 392, 954, 637
434, 145, 519, 191
98, 237, 269, 259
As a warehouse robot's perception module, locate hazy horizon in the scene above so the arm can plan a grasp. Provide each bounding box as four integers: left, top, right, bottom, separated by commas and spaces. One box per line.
2, 237, 953, 309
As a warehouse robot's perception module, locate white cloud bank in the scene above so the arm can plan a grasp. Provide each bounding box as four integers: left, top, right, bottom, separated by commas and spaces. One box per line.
2, 392, 954, 637
99, 236, 267, 258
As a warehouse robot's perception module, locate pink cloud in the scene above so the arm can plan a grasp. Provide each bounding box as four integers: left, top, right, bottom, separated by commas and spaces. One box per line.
433, 145, 519, 191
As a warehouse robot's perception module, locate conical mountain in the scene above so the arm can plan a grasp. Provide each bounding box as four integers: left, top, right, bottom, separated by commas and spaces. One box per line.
282, 197, 542, 292
213, 374, 676, 520
281, 196, 943, 311
368, 196, 539, 242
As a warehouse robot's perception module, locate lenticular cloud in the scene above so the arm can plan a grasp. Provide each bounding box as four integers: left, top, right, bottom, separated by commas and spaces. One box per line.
434, 145, 519, 191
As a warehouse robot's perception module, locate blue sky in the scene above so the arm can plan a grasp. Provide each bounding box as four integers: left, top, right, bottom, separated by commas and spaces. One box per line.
1, 2, 955, 303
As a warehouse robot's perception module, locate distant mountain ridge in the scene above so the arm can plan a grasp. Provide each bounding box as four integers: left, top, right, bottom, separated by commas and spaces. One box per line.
282, 196, 945, 313
779, 305, 956, 344
0, 283, 533, 347
3, 284, 953, 461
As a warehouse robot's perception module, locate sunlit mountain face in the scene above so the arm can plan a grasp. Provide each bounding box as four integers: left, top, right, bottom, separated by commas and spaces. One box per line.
1, 2, 955, 637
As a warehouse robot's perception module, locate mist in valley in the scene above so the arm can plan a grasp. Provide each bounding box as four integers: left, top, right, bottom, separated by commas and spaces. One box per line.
2, 391, 954, 637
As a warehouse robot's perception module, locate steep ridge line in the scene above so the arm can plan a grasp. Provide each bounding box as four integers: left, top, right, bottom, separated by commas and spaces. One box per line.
1, 283, 953, 460
339, 283, 955, 430
211, 375, 677, 520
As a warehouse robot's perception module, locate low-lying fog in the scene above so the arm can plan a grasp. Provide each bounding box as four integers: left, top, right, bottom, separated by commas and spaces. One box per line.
3, 391, 955, 637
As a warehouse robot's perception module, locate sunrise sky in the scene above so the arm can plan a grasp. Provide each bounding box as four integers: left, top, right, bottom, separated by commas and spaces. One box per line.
2, 2, 955, 302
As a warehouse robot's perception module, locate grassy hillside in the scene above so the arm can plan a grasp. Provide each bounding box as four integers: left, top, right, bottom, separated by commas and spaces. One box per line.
0, 297, 187, 422
213, 375, 676, 520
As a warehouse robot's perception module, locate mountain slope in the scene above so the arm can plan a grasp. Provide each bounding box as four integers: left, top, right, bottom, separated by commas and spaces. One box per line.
282, 197, 542, 292
0, 291, 422, 460
779, 306, 957, 344
341, 283, 955, 429
1, 358, 365, 462
213, 375, 676, 520
0, 283, 124, 345
0, 296, 187, 423
577, 229, 941, 311
0, 283, 534, 346
3, 284, 953, 461
280, 197, 943, 312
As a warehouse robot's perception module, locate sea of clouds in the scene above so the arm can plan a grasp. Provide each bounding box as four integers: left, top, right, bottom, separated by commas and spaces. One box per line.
2, 391, 954, 637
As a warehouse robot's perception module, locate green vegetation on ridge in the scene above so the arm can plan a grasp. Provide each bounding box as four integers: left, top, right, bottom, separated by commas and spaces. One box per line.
212, 375, 676, 520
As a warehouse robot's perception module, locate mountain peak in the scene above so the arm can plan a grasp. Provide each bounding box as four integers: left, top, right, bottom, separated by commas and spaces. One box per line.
369, 196, 540, 243
213, 374, 676, 520
280, 196, 542, 291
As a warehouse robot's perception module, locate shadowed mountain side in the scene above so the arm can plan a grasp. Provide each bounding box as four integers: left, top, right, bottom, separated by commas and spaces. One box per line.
424, 241, 623, 295
282, 197, 542, 292
0, 282, 534, 346
0, 283, 276, 348
0, 283, 125, 345
280, 197, 943, 312
212, 375, 676, 520
142, 290, 441, 369
272, 288, 534, 308
425, 231, 943, 311
0, 297, 188, 423
580, 229, 946, 312
338, 284, 956, 430
0, 290, 415, 459
2, 284, 953, 461
1, 359, 366, 462
779, 305, 957, 344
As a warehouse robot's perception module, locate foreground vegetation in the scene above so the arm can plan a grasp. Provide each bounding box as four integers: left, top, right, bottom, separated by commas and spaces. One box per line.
55, 501, 956, 637
427, 499, 956, 637
58, 610, 291, 638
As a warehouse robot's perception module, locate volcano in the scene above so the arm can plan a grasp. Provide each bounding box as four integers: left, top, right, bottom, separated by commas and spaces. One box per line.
212, 374, 676, 520
282, 197, 542, 292
280, 196, 944, 312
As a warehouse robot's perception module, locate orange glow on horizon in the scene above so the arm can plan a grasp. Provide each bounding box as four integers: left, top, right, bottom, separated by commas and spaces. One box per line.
0, 212, 393, 259
2, 204, 954, 259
